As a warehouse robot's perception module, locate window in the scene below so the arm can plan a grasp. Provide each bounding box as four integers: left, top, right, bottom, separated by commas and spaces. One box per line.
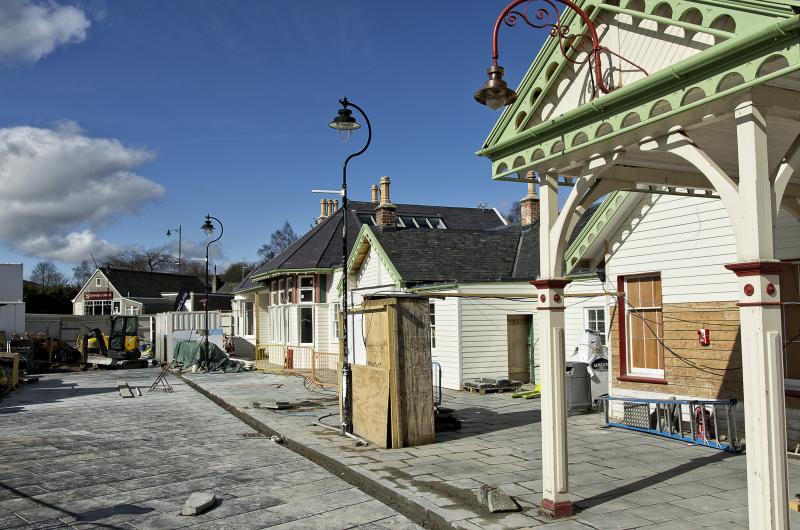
95, 277, 102, 287
332, 303, 341, 340
623, 274, 664, 378
239, 301, 254, 336
270, 281, 278, 305
113, 301, 121, 314
85, 300, 112, 315
278, 279, 285, 304
429, 302, 436, 349
585, 307, 606, 346
299, 276, 314, 303
286, 277, 294, 304
299, 306, 313, 344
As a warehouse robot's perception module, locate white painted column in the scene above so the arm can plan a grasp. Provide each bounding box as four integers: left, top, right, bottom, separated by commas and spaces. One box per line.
532, 173, 572, 517
728, 102, 789, 530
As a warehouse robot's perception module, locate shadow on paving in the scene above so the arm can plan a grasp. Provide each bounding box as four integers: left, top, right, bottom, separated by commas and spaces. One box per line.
574, 451, 734, 511
0, 377, 118, 414
0, 480, 154, 527
438, 407, 542, 439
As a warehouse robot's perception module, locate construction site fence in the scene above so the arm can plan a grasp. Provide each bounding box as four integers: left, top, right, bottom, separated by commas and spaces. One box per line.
255, 344, 339, 389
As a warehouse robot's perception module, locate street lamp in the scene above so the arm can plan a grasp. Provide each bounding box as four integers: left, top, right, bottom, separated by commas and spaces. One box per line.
329, 96, 372, 434
201, 214, 223, 370
166, 226, 182, 273
474, 0, 631, 110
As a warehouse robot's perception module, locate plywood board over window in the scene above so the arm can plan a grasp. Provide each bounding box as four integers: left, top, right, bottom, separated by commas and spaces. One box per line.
624, 274, 665, 379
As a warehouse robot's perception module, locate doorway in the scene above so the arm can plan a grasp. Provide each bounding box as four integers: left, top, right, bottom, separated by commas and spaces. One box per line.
507, 315, 533, 383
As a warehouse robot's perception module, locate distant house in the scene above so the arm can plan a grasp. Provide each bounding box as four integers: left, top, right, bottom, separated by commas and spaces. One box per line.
347, 185, 605, 389
234, 177, 507, 359
72, 267, 231, 315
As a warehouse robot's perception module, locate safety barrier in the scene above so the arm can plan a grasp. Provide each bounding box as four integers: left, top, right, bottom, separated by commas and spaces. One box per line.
255, 344, 339, 388
601, 396, 741, 453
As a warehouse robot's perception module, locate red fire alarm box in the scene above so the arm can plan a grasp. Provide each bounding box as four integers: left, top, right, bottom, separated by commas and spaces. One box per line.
698, 328, 711, 347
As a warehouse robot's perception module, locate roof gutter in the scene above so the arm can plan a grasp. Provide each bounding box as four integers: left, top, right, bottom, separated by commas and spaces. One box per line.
477, 15, 800, 160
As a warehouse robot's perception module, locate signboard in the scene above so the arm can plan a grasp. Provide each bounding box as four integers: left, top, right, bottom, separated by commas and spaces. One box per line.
85, 291, 113, 301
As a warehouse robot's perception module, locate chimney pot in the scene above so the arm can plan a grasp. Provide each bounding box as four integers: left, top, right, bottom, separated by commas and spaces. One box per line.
319, 199, 326, 220
379, 176, 391, 205
371, 184, 380, 204
333, 199, 339, 211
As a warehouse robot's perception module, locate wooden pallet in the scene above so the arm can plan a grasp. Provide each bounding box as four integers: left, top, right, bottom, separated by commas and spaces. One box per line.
462, 385, 521, 395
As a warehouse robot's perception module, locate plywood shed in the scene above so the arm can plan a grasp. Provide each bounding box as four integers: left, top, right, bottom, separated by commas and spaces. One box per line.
348, 295, 435, 448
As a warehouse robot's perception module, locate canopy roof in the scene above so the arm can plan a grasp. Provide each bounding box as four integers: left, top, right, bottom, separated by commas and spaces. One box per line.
479, 0, 800, 194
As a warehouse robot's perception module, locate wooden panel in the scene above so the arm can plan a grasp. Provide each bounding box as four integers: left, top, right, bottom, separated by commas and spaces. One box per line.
507, 315, 531, 383
352, 364, 390, 448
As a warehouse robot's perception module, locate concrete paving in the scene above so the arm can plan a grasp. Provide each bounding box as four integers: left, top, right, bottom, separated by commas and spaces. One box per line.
0, 369, 419, 529
182, 370, 800, 529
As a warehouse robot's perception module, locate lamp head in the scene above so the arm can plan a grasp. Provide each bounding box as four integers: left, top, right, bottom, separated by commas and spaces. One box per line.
201, 216, 215, 237
474, 64, 517, 110
329, 100, 361, 142
166, 229, 171, 236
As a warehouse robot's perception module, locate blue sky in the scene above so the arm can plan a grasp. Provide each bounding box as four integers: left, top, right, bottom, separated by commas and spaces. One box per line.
0, 0, 552, 278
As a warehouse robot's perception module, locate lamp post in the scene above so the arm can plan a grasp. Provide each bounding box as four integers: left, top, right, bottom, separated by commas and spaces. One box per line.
166, 226, 182, 273
328, 97, 372, 434
201, 214, 223, 370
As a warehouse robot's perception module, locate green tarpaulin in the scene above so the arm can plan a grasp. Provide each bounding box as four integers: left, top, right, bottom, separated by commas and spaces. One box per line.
172, 340, 244, 372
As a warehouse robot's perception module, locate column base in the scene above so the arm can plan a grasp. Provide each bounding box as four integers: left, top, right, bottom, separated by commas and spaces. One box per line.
540, 499, 573, 518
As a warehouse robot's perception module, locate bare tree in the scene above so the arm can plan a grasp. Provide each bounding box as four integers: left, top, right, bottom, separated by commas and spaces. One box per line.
222, 261, 255, 284
71, 260, 93, 287
103, 246, 178, 273
257, 222, 298, 261
30, 260, 68, 287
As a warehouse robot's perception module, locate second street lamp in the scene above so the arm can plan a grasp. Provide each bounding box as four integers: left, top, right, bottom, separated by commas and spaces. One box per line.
329, 96, 371, 434
166, 225, 182, 273
201, 214, 223, 370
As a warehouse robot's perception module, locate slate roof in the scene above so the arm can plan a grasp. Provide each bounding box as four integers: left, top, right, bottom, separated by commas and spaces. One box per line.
100, 268, 206, 298
244, 201, 506, 288
368, 224, 540, 285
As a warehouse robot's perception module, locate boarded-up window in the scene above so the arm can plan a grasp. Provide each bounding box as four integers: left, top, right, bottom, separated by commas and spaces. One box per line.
625, 274, 665, 378
782, 263, 800, 381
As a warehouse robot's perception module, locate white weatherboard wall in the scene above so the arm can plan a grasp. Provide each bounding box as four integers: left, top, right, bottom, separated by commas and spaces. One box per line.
563, 277, 610, 358
349, 248, 400, 306
0, 264, 24, 337
431, 297, 460, 390
606, 194, 800, 303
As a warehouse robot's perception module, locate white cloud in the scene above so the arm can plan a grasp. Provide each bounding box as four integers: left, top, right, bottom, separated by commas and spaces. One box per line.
0, 0, 90, 64
0, 122, 164, 263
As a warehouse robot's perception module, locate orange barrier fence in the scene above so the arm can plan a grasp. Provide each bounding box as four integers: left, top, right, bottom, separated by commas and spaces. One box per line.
255, 344, 339, 388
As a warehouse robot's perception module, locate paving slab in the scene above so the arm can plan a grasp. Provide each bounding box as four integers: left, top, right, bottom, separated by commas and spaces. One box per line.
0, 370, 418, 529
180, 370, 800, 529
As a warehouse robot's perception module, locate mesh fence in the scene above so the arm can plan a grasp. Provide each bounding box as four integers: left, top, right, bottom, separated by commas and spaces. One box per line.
255, 344, 339, 389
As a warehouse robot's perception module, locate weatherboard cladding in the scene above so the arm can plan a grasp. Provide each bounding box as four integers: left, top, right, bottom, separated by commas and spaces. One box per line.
248, 201, 506, 283
100, 267, 205, 299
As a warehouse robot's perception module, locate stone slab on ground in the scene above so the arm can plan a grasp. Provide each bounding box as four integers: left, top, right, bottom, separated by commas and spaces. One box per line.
0, 370, 419, 529
182, 370, 800, 530
180, 491, 218, 515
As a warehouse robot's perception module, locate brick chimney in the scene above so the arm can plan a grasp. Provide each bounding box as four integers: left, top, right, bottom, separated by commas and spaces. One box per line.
519, 182, 540, 226
371, 184, 380, 204
375, 176, 397, 226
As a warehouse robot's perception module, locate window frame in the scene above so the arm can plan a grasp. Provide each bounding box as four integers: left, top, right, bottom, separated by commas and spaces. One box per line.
286, 277, 294, 304
95, 277, 102, 288
331, 303, 341, 341
299, 276, 314, 304
298, 306, 314, 345
278, 279, 285, 305
584, 307, 607, 346
618, 273, 667, 383
270, 281, 278, 305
